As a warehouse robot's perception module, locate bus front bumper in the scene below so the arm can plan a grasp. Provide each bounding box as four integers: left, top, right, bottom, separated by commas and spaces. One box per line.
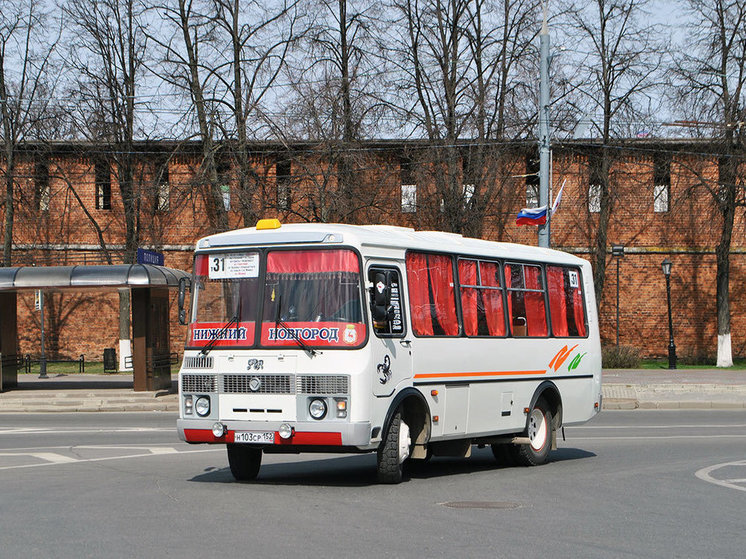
177, 418, 373, 448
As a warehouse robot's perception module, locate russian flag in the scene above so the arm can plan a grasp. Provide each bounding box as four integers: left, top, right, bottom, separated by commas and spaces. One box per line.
516, 206, 548, 226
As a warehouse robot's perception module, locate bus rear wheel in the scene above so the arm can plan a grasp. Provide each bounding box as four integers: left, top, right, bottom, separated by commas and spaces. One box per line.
377, 410, 411, 484
512, 399, 552, 467
227, 444, 262, 481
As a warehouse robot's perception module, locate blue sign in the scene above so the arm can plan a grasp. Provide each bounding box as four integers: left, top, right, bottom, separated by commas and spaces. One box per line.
137, 248, 164, 266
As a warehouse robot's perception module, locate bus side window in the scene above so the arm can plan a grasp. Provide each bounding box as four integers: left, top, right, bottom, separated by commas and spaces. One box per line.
368, 267, 406, 337
505, 263, 548, 337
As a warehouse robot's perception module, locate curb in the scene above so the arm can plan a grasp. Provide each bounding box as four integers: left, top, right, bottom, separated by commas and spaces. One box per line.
602, 398, 746, 410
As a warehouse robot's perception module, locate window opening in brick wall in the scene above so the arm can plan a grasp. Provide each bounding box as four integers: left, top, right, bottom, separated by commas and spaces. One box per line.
156, 162, 170, 212
588, 161, 603, 213
217, 159, 231, 211
462, 154, 476, 207
34, 158, 50, 212
653, 154, 670, 213
588, 184, 601, 213
400, 158, 416, 213
717, 156, 731, 205
95, 159, 111, 210
276, 158, 292, 210
402, 183, 417, 213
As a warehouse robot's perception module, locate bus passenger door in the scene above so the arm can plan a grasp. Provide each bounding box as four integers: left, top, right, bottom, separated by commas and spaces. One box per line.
367, 264, 413, 397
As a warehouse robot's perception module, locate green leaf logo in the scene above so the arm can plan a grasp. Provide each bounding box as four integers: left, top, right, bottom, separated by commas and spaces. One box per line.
568, 352, 586, 371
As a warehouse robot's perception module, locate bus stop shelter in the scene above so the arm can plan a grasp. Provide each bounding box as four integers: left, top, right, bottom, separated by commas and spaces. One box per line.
0, 265, 189, 392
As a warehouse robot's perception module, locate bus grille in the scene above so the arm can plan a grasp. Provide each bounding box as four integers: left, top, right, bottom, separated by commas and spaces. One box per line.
297, 375, 349, 395
182, 356, 214, 369
223, 374, 293, 394
181, 374, 218, 393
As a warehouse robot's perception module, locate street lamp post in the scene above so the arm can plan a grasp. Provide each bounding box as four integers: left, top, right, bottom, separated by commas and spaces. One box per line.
661, 258, 677, 369
612, 245, 625, 347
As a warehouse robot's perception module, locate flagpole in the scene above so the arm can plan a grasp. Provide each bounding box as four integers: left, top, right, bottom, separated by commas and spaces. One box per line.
538, 1, 551, 248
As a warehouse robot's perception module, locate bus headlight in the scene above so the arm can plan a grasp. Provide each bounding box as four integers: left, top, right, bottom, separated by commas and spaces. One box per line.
309, 398, 327, 420
195, 396, 211, 417
184, 395, 193, 415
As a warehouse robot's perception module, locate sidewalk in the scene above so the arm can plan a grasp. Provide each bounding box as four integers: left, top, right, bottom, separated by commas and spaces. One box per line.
0, 369, 745, 412
0, 373, 178, 413
603, 368, 746, 409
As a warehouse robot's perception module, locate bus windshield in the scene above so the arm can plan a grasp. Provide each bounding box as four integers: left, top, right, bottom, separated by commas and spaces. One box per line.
188, 248, 366, 349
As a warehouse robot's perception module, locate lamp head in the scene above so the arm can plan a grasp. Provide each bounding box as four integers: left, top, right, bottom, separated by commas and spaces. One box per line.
661, 258, 672, 277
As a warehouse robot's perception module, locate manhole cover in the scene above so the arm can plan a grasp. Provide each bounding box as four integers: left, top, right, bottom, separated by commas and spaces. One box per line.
440, 501, 521, 510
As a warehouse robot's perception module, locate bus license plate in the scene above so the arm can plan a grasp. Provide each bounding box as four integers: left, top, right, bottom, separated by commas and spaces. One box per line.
233, 431, 275, 444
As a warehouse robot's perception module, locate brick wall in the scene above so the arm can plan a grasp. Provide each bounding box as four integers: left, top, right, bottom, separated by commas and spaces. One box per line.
2, 140, 744, 361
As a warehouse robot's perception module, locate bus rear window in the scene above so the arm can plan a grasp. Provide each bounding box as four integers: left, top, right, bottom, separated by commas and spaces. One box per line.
547, 266, 587, 337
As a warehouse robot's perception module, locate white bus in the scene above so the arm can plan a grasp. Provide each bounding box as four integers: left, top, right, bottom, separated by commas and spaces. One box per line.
176, 220, 602, 483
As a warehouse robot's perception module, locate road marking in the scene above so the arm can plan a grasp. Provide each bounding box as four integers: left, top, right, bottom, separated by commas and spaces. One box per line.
73, 445, 179, 454
0, 452, 79, 464
0, 447, 223, 472
0, 427, 172, 435
30, 452, 79, 463
569, 424, 746, 430
695, 460, 746, 493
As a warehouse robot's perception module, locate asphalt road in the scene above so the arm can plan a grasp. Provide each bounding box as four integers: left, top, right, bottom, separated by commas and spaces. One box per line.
0, 410, 744, 558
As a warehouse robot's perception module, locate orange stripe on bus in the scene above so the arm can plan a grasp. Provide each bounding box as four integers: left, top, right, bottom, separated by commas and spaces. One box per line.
413, 370, 546, 379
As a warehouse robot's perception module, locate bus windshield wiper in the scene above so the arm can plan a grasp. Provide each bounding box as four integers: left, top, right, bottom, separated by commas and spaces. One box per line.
200, 314, 238, 356
275, 295, 317, 358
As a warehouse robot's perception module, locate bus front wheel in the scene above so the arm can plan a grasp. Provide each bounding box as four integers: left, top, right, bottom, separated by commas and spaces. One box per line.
377, 410, 411, 484
512, 399, 552, 467
227, 444, 262, 481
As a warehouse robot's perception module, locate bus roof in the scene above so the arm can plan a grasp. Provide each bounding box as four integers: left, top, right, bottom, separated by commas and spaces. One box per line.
195, 223, 587, 266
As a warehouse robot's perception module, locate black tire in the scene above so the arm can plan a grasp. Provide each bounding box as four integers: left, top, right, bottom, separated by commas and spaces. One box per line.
512, 399, 553, 467
377, 410, 410, 484
227, 444, 262, 481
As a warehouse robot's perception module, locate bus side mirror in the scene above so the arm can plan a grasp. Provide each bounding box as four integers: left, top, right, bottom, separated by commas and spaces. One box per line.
371, 272, 394, 326
178, 277, 191, 325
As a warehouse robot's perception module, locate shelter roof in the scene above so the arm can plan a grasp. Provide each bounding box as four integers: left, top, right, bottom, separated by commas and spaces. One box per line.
0, 265, 189, 292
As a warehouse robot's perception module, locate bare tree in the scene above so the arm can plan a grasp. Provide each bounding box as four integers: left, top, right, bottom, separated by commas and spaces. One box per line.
276, 0, 383, 223
211, 0, 300, 227
672, 0, 746, 366
461, 0, 541, 239
384, 0, 541, 237
64, 0, 150, 263
0, 0, 60, 266
148, 0, 228, 233
563, 0, 664, 308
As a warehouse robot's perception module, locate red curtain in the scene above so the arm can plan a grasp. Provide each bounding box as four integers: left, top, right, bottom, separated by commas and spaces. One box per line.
525, 266, 548, 336
573, 280, 587, 337
406, 252, 434, 336
481, 261, 505, 336
547, 266, 569, 337
429, 254, 458, 336
504, 264, 514, 331
458, 260, 478, 336
194, 255, 210, 276
267, 250, 358, 274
